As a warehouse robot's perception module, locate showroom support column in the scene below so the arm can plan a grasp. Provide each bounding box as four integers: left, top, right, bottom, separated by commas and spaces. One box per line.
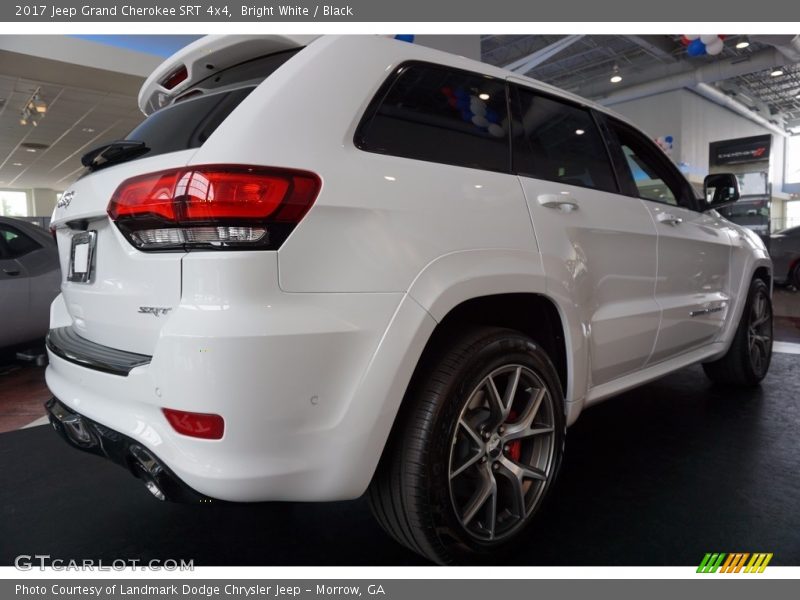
30, 188, 59, 217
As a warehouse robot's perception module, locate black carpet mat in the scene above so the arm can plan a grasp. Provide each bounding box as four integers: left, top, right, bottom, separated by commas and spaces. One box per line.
1, 355, 798, 566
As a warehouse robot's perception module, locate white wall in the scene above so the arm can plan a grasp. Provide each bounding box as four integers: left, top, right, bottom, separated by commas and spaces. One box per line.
613, 89, 786, 186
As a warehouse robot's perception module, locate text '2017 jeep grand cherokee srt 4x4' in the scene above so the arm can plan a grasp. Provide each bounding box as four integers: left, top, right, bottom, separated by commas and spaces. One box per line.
45, 35, 773, 564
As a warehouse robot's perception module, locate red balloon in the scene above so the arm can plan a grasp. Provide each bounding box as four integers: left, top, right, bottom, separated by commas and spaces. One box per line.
718, 34, 727, 40
680, 35, 691, 46
441, 86, 454, 97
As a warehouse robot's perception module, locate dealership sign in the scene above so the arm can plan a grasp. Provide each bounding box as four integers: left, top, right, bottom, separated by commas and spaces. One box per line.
709, 135, 772, 166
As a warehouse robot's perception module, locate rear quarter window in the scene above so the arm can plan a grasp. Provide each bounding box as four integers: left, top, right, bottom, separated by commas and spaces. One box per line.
355, 62, 510, 173
91, 49, 302, 168
124, 87, 254, 159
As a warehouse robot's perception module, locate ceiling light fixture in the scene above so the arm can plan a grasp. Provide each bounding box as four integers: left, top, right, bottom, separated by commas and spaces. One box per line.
478, 93, 490, 100
735, 37, 750, 49
12, 162, 22, 166
610, 65, 622, 84
770, 68, 784, 77
19, 87, 47, 127
575, 129, 585, 135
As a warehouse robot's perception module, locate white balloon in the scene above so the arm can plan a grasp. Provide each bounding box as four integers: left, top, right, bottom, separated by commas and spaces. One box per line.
488, 123, 505, 138
685, 34, 700, 40
700, 34, 719, 45
706, 38, 724, 55
471, 114, 489, 128
470, 98, 487, 116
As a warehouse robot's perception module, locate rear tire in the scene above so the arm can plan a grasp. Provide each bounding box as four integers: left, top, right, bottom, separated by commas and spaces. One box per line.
367, 327, 566, 564
702, 278, 773, 386
791, 262, 800, 290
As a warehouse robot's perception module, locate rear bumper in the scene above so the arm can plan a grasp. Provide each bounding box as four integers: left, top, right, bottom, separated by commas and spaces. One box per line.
45, 397, 208, 503
45, 282, 435, 502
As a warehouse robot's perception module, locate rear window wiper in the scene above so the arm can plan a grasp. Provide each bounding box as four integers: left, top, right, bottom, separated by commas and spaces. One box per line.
81, 140, 150, 171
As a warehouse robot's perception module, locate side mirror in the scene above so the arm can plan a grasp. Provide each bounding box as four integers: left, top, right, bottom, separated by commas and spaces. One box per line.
703, 173, 740, 210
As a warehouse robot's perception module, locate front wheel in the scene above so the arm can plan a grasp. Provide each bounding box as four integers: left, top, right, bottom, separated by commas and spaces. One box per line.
702, 277, 773, 386
367, 327, 566, 564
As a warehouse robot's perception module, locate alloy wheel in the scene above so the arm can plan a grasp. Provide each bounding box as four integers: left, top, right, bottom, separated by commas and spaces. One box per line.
448, 365, 556, 542
747, 288, 772, 377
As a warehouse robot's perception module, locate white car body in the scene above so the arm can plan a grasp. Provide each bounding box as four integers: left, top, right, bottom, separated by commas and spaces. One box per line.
46, 35, 771, 509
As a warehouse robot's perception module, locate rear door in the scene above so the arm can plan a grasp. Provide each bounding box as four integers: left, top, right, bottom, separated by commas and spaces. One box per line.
509, 83, 661, 386
0, 223, 32, 346
603, 117, 732, 362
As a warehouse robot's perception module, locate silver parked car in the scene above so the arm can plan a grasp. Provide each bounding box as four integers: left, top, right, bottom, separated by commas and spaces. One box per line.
770, 225, 800, 288
0, 216, 61, 348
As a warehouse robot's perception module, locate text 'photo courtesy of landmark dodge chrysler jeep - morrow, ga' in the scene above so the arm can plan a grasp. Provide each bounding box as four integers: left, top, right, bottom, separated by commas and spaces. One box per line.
44, 35, 773, 565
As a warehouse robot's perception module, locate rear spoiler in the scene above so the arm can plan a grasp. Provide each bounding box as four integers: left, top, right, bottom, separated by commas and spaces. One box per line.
138, 34, 318, 115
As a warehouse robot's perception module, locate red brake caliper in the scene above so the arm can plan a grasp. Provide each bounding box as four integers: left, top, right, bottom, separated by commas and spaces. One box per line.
506, 410, 522, 462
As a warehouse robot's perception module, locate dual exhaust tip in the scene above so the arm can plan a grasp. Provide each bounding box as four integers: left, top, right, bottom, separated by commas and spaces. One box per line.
45, 397, 209, 504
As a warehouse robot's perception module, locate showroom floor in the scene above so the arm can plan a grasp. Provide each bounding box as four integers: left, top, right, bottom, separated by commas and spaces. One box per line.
0, 289, 798, 566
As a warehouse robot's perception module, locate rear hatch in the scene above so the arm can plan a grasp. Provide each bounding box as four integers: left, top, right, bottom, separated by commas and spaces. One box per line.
51, 37, 307, 355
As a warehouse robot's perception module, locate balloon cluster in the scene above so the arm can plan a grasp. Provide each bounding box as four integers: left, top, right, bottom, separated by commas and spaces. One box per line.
655, 135, 674, 156
440, 87, 506, 138
681, 34, 726, 56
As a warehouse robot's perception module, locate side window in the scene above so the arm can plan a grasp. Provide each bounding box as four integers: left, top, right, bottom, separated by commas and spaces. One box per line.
0, 225, 40, 258
356, 63, 510, 172
511, 86, 617, 193
608, 121, 691, 208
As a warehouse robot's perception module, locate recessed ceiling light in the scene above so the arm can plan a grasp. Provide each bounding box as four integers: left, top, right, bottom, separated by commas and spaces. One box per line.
770, 68, 784, 77
478, 93, 490, 100
735, 40, 750, 49
575, 129, 585, 135
81, 127, 95, 133
610, 75, 622, 83
12, 162, 22, 166
25, 148, 37, 153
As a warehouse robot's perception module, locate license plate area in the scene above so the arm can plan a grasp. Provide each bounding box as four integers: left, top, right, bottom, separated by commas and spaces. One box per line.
68, 231, 97, 283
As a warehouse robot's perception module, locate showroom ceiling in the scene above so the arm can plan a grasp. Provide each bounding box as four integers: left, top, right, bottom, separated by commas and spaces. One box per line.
0, 49, 144, 191
481, 34, 800, 133
0, 34, 798, 193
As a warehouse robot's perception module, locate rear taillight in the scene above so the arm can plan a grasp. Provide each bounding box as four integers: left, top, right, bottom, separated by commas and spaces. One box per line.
162, 408, 224, 440
107, 165, 321, 251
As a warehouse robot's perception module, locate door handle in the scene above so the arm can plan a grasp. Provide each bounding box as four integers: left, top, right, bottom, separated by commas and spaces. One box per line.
2, 268, 20, 276
537, 194, 579, 211
657, 212, 683, 226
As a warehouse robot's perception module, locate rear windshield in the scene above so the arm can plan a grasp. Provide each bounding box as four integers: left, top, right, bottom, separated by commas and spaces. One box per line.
124, 87, 254, 158
85, 49, 301, 170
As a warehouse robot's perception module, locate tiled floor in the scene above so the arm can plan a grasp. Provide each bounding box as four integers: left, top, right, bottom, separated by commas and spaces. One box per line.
0, 287, 797, 434
0, 363, 49, 434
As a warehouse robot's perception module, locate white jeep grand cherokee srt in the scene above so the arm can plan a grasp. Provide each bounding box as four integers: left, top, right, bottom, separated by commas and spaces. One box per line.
45, 35, 773, 564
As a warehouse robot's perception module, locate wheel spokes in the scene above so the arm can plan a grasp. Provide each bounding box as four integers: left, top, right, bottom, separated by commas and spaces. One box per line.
448, 365, 557, 542
503, 387, 551, 442
497, 455, 547, 518
486, 366, 520, 425
461, 465, 497, 527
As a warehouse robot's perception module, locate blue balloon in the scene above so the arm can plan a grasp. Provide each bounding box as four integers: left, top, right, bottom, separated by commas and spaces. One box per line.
461, 109, 472, 122
394, 35, 415, 43
454, 88, 469, 100
486, 109, 500, 123
457, 97, 470, 110
687, 39, 707, 56
665, 135, 673, 143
